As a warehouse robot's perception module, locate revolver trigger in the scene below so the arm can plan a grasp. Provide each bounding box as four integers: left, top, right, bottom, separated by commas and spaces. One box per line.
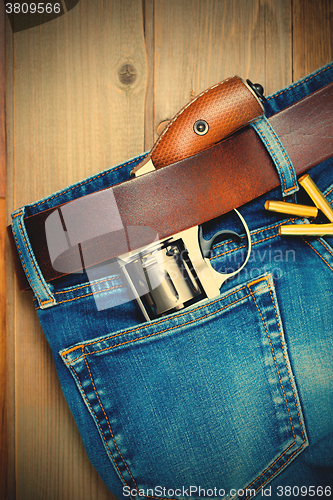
198, 209, 252, 290
198, 226, 241, 258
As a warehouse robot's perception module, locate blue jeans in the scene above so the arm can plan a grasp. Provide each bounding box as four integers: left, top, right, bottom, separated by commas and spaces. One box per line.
11, 63, 333, 499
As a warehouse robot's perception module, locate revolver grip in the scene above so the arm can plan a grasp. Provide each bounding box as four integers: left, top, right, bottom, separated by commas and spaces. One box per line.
151, 76, 264, 169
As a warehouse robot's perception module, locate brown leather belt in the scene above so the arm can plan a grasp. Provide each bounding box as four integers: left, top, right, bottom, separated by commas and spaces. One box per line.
9, 81, 333, 291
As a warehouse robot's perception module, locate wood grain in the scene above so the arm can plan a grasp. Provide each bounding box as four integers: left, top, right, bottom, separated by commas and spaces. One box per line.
0, 1, 5, 198
0, 2, 7, 499
0, 197, 7, 500
8, 0, 148, 209
153, 0, 292, 143
143, 0, 155, 150
292, 0, 333, 81
5, 11, 16, 500
6, 1, 147, 499
4, 0, 333, 499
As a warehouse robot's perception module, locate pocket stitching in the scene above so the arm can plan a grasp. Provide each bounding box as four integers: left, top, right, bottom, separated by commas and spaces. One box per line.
69, 357, 179, 500
212, 232, 278, 260
84, 355, 140, 490
211, 218, 294, 257
266, 287, 306, 445
72, 292, 257, 360
61, 283, 250, 361
63, 283, 272, 364
242, 283, 307, 498
67, 276, 307, 500
303, 238, 333, 272
53, 277, 122, 295
67, 358, 132, 489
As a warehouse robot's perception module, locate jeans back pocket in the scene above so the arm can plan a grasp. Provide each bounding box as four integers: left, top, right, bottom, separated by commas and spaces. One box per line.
60, 274, 308, 500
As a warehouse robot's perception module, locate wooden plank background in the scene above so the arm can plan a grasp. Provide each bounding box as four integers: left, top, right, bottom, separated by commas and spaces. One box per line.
3, 0, 332, 498
0, 2, 6, 499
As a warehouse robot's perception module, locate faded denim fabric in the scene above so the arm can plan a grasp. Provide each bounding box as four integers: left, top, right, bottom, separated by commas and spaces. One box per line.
11, 63, 333, 499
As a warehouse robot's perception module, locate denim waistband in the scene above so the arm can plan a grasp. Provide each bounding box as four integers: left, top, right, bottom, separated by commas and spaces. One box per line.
30, 174, 333, 310
11, 61, 333, 309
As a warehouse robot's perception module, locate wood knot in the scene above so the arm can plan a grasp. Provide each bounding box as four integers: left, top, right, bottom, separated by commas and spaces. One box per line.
118, 64, 137, 85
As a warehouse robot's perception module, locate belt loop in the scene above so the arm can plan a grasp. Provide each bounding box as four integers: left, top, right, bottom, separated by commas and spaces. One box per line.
251, 116, 299, 197
11, 207, 57, 309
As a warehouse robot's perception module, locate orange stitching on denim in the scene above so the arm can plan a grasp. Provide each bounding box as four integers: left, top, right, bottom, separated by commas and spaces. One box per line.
68, 362, 127, 484
71, 360, 176, 500
303, 239, 333, 272
211, 219, 295, 260
30, 156, 147, 209
84, 357, 139, 489
281, 185, 296, 193
242, 443, 297, 499
245, 442, 307, 500
300, 195, 333, 272
267, 287, 306, 442
85, 293, 256, 356
12, 211, 23, 219
211, 232, 278, 260
65, 275, 303, 500
62, 285, 249, 360
54, 278, 122, 295
56, 285, 124, 305
265, 120, 297, 191
12, 228, 34, 289
18, 216, 53, 301
211, 218, 295, 254
266, 65, 333, 101
256, 125, 287, 192
35, 284, 124, 309
319, 238, 333, 259
246, 232, 279, 246
212, 193, 331, 255
242, 284, 300, 496
326, 185, 333, 197
247, 283, 296, 439
212, 242, 247, 258
251, 289, 296, 437
40, 298, 53, 305
65, 286, 271, 364
247, 275, 269, 287
12, 223, 53, 305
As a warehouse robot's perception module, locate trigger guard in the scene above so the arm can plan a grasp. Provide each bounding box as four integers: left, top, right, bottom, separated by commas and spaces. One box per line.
199, 209, 252, 280
199, 227, 241, 258
227, 209, 252, 278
